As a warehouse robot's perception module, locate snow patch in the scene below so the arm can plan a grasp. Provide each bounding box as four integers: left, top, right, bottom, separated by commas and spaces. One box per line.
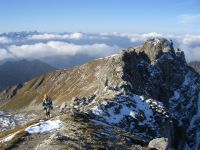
3, 133, 16, 142
105, 53, 118, 59
25, 120, 61, 134
172, 91, 180, 100
91, 106, 103, 116
183, 71, 195, 86
153, 38, 161, 46
0, 131, 20, 143
0, 133, 15, 143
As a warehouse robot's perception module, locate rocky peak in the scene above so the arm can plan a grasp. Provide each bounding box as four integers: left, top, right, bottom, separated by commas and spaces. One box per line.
118, 38, 188, 102
130, 37, 175, 63
145, 37, 173, 49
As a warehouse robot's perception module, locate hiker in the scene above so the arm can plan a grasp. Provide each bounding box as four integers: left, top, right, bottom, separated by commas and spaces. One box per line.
42, 94, 53, 119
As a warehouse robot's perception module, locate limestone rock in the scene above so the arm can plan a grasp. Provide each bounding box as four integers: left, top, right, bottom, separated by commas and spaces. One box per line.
148, 137, 168, 150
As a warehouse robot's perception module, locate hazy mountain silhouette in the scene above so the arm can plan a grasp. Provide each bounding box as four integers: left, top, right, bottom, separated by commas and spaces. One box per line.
0, 59, 56, 91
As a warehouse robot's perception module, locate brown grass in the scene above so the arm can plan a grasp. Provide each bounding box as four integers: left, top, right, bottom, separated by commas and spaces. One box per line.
0, 57, 111, 112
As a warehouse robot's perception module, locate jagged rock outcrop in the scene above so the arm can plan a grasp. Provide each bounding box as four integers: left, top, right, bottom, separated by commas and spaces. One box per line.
1, 37, 200, 149
0, 111, 35, 131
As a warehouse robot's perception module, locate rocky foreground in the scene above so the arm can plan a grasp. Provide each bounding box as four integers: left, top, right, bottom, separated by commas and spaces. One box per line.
1, 38, 200, 150
0, 111, 36, 132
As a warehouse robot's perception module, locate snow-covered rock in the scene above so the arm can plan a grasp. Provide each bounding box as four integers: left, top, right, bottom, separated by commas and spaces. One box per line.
67, 38, 200, 149
0, 111, 36, 131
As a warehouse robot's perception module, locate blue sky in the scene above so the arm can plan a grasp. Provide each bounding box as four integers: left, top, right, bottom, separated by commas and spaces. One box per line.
0, 0, 200, 33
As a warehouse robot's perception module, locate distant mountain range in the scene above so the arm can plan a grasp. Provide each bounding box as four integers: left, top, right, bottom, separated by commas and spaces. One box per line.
0, 59, 56, 91
189, 61, 200, 74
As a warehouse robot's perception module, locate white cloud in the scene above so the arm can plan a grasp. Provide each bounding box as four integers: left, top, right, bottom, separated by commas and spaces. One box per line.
179, 13, 200, 23
128, 32, 163, 42
102, 32, 200, 62
180, 34, 200, 46
29, 34, 63, 40
183, 46, 200, 61
0, 48, 13, 60
28, 32, 83, 40
98, 32, 163, 42
69, 32, 83, 39
0, 37, 12, 44
1, 31, 200, 63
174, 35, 200, 62
8, 41, 118, 59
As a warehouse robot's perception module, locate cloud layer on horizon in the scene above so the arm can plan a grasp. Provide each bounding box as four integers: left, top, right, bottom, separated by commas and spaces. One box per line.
0, 32, 200, 67
28, 32, 84, 40
8, 41, 118, 59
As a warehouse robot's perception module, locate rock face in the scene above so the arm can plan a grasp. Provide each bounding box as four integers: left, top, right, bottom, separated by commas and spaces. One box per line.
189, 61, 200, 74
0, 37, 200, 149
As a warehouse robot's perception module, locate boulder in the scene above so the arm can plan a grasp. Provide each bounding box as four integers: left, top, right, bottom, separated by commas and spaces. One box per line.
148, 137, 168, 150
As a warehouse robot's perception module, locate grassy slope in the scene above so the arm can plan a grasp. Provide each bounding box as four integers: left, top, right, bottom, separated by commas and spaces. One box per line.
0, 58, 106, 111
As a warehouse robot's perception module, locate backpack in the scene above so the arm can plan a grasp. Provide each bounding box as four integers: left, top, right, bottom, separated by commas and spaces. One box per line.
43, 97, 53, 109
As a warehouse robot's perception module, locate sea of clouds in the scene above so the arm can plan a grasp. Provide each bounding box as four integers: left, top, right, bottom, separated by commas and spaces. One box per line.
0, 31, 199, 67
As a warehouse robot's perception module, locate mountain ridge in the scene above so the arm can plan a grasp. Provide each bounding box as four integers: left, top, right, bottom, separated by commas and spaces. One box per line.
0, 59, 56, 91
1, 37, 200, 149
